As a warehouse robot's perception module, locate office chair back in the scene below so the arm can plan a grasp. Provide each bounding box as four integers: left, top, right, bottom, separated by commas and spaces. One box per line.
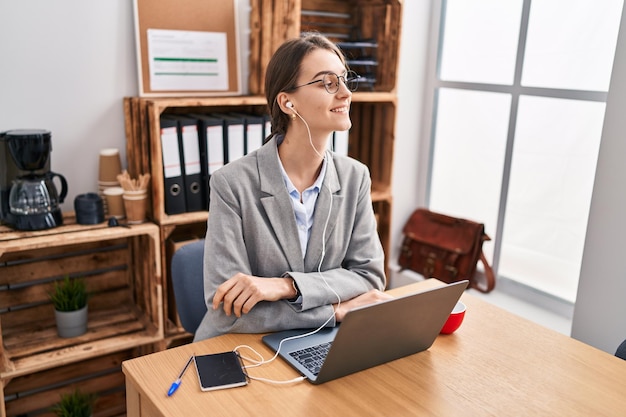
616, 339, 626, 360
171, 239, 207, 334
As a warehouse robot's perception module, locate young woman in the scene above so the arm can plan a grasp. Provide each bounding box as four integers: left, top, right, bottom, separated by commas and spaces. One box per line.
194, 33, 390, 341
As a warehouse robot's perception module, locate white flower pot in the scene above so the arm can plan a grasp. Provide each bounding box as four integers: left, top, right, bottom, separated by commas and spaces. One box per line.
55, 305, 88, 338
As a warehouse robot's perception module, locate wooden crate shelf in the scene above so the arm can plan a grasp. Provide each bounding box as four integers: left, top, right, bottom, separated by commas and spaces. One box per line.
122, 0, 401, 350
3, 347, 152, 417
125, 92, 396, 226
0, 220, 163, 382
162, 222, 206, 337
123, 94, 397, 324
349, 101, 396, 192
154, 210, 208, 228
249, 0, 402, 95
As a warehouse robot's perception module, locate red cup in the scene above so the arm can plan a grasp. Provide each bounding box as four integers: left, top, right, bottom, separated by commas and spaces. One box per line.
440, 301, 466, 334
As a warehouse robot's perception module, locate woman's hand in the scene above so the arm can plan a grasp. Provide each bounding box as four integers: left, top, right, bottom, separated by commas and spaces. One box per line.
333, 289, 393, 322
213, 273, 296, 317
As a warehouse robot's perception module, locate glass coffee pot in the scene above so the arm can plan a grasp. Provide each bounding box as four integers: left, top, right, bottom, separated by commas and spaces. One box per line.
3, 129, 69, 230
9, 172, 68, 230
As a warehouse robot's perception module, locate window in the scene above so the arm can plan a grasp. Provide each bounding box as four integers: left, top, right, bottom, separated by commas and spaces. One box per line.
427, 0, 623, 302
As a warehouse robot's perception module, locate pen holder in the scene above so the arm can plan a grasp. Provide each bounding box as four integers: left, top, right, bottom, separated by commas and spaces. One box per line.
74, 193, 105, 225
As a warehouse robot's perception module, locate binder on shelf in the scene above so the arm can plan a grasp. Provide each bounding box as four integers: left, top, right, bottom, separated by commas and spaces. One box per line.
159, 116, 187, 215
213, 113, 245, 164
230, 112, 264, 155
333, 130, 350, 156
167, 115, 205, 212
191, 113, 225, 205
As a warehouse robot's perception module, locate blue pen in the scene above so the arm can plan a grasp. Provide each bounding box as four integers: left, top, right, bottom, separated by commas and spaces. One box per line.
167, 354, 195, 396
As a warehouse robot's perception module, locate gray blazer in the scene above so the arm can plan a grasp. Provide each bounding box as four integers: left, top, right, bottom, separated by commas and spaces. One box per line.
194, 137, 386, 341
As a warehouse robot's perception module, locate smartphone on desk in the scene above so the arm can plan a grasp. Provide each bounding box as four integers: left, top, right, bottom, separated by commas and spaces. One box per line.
194, 351, 248, 392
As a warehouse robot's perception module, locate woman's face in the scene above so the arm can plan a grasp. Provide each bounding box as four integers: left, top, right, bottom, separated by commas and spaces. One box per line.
289, 48, 353, 134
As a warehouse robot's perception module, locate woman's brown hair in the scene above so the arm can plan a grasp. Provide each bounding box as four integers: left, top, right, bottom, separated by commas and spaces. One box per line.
264, 33, 348, 141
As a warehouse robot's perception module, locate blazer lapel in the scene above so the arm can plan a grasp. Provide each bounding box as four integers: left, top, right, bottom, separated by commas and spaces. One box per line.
304, 154, 342, 270
258, 139, 304, 272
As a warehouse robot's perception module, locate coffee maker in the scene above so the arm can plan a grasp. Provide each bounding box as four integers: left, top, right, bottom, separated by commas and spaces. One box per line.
0, 129, 68, 230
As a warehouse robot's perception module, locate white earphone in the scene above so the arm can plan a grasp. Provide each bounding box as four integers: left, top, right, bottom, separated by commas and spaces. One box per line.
286, 101, 294, 109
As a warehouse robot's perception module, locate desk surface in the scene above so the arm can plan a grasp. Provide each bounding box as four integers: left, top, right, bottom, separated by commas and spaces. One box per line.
123, 280, 626, 416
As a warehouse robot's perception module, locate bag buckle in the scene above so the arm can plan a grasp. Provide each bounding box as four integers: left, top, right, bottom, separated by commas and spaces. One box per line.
401, 240, 412, 258
423, 253, 436, 277
445, 265, 458, 277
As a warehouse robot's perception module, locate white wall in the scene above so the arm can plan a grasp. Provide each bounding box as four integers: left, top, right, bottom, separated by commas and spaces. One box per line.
2, 1, 622, 354
388, 1, 432, 279
0, 1, 137, 205
571, 4, 626, 354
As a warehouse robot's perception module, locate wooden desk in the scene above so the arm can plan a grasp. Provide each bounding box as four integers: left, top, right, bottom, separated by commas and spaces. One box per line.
123, 280, 626, 416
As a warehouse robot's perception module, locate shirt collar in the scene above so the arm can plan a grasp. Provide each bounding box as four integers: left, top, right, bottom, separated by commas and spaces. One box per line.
276, 135, 328, 194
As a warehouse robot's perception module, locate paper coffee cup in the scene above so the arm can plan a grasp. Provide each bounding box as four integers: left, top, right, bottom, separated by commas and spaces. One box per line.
99, 148, 122, 183
103, 186, 125, 219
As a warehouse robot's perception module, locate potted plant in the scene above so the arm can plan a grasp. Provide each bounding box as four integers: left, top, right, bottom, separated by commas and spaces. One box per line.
50, 389, 96, 417
49, 276, 89, 338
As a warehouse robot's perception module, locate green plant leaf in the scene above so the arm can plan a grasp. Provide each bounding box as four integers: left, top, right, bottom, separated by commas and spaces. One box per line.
49, 276, 88, 312
50, 389, 96, 417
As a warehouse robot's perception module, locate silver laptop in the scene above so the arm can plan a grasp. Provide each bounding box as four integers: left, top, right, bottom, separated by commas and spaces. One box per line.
262, 280, 468, 384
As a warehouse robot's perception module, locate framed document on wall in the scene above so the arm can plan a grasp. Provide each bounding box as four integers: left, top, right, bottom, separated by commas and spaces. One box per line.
133, 0, 242, 96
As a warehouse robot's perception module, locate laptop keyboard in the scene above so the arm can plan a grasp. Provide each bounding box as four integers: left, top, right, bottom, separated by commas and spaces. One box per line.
289, 342, 333, 376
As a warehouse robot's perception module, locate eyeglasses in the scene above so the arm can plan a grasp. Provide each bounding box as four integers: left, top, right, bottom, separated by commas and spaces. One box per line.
288, 70, 360, 94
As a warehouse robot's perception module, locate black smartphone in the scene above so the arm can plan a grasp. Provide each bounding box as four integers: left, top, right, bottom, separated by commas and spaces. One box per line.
194, 351, 248, 391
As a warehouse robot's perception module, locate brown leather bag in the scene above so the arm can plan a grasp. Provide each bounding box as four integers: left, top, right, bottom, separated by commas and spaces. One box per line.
398, 208, 495, 293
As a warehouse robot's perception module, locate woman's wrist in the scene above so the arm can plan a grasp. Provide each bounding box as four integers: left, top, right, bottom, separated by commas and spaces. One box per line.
286, 277, 300, 301
333, 303, 345, 322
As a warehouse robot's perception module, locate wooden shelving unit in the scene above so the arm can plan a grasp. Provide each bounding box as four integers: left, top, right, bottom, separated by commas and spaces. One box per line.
125, 92, 397, 339
0, 216, 163, 416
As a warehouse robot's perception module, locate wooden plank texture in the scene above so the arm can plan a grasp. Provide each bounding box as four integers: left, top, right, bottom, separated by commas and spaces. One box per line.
4, 349, 138, 417
0, 223, 162, 382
